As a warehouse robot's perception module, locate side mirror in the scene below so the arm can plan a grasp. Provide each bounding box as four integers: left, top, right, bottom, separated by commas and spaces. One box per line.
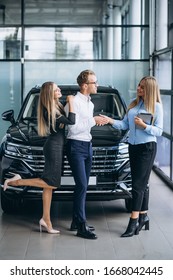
1, 110, 15, 125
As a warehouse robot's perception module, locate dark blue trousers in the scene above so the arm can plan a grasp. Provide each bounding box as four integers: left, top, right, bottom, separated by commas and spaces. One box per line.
66, 139, 93, 223
129, 142, 157, 211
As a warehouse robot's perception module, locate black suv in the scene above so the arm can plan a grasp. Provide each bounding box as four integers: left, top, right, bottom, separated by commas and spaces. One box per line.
0, 85, 132, 213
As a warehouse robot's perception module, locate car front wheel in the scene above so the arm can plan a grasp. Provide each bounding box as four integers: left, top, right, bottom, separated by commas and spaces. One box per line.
1, 188, 25, 214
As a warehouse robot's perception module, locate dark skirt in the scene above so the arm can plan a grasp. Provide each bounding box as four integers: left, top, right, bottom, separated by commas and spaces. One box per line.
41, 135, 64, 188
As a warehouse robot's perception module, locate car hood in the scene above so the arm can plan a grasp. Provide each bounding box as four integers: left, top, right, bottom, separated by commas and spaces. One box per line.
7, 120, 128, 146
7, 121, 46, 146
91, 124, 128, 145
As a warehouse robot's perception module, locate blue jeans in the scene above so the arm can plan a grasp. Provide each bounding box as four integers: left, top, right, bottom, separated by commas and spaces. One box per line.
66, 139, 93, 223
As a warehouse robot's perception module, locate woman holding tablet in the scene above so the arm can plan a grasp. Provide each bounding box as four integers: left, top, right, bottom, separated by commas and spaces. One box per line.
101, 76, 163, 237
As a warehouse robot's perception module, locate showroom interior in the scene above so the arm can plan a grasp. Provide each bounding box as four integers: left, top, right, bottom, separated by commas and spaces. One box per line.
0, 0, 173, 260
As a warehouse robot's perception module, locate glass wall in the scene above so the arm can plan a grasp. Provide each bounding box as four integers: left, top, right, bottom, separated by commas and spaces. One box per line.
0, 62, 21, 113
154, 52, 172, 90
0, 0, 21, 25
23, 0, 149, 26
0, 62, 21, 139
0, 0, 150, 61
154, 92, 172, 178
0, 27, 21, 59
152, 0, 173, 187
0, 0, 150, 143
155, 0, 168, 50
24, 27, 149, 60
24, 61, 149, 104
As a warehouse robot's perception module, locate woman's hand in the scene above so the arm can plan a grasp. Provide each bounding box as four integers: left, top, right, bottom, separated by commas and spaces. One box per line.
66, 95, 74, 112
66, 95, 74, 103
99, 114, 114, 125
94, 116, 109, 126
134, 116, 147, 129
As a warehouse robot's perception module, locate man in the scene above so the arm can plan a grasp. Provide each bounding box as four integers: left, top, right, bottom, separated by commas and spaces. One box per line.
65, 69, 107, 239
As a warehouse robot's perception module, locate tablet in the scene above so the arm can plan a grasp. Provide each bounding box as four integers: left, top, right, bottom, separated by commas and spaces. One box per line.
137, 113, 153, 125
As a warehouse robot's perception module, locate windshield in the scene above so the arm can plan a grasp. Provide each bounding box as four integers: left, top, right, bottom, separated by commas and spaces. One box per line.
22, 91, 125, 120
23, 93, 39, 119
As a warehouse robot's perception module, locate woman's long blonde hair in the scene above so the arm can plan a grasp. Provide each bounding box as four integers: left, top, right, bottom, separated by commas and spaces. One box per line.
127, 76, 162, 115
37, 81, 64, 136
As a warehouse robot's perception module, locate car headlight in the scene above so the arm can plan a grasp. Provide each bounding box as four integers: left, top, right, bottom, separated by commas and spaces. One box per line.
6, 144, 18, 154
5, 142, 33, 159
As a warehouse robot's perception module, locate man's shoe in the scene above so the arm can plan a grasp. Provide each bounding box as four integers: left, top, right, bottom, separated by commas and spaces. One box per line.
70, 220, 95, 231
76, 222, 97, 240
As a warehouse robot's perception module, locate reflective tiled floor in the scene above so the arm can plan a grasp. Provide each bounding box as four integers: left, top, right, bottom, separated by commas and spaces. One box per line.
0, 171, 173, 260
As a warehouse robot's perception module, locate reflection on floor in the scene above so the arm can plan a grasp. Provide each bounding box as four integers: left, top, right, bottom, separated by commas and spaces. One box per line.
0, 171, 173, 260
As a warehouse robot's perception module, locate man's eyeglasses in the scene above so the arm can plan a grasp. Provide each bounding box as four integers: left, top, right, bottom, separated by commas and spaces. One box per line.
86, 81, 98, 85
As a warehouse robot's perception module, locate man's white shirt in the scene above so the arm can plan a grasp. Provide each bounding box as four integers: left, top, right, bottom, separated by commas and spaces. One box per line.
64, 92, 96, 141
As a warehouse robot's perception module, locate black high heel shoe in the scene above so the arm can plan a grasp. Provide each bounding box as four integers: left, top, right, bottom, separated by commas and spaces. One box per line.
121, 218, 139, 238
136, 213, 149, 234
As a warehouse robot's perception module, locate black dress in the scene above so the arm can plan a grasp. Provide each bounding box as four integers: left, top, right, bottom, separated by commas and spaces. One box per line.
41, 109, 75, 188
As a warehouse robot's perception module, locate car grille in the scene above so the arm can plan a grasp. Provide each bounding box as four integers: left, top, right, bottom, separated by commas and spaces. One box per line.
4, 142, 129, 175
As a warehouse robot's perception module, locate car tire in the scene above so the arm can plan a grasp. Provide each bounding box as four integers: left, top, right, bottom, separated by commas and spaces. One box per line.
1, 188, 24, 214
125, 198, 132, 212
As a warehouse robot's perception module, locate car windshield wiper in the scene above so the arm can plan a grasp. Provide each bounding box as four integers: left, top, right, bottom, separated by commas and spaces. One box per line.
15, 122, 29, 142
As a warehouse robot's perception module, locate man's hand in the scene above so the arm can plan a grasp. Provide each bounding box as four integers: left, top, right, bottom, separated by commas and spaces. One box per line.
94, 116, 109, 126
99, 114, 114, 125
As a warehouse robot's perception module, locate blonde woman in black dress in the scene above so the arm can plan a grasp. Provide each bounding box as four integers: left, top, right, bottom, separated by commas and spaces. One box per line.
3, 81, 75, 234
